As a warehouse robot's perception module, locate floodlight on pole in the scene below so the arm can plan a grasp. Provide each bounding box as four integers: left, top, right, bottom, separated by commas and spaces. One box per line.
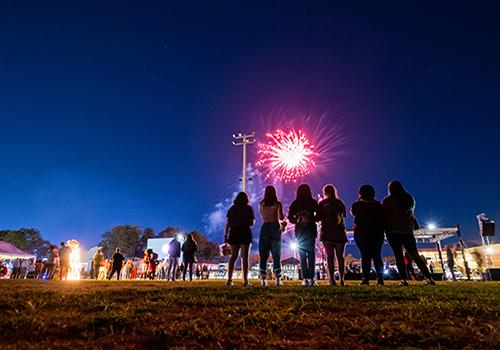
232, 132, 256, 193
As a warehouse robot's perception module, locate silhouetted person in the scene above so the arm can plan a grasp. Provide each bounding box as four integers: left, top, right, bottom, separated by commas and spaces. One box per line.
318, 184, 348, 286
42, 245, 58, 279
351, 184, 385, 286
168, 237, 181, 281
92, 249, 103, 279
382, 181, 435, 286
59, 242, 72, 280
258, 185, 285, 287
108, 248, 125, 280
225, 191, 255, 286
446, 245, 456, 281
288, 184, 320, 286
182, 234, 198, 281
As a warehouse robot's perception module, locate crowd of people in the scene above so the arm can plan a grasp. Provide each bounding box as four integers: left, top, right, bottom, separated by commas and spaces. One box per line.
2, 180, 448, 286
224, 180, 436, 287
90, 234, 212, 281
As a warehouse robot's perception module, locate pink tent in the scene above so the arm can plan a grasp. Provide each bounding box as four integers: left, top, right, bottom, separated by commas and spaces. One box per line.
0, 240, 34, 259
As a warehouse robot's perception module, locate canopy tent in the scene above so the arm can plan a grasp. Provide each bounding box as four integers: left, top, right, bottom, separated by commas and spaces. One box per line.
344, 226, 460, 244
0, 240, 35, 259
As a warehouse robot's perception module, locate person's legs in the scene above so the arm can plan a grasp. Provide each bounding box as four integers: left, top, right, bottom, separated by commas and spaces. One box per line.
372, 237, 384, 283
182, 261, 187, 281
402, 235, 433, 280
227, 244, 240, 284
259, 225, 271, 279
188, 262, 194, 281
241, 244, 251, 285
298, 246, 308, 283
386, 233, 408, 281
304, 237, 316, 281
172, 258, 178, 281
323, 241, 336, 284
271, 238, 282, 278
355, 236, 371, 282
334, 243, 346, 284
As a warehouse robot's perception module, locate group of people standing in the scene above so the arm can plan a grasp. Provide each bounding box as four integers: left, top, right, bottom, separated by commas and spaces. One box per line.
91, 233, 200, 282
224, 180, 436, 287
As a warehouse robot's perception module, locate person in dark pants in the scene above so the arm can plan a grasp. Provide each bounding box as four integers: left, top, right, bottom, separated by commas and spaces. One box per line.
383, 181, 435, 286
182, 234, 198, 281
445, 245, 456, 281
351, 184, 385, 286
288, 184, 320, 287
59, 242, 72, 281
225, 192, 255, 287
168, 238, 181, 281
108, 248, 125, 280
258, 185, 285, 287
318, 184, 348, 286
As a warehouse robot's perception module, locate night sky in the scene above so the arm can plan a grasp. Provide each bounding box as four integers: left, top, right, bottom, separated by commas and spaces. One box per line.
1, 1, 499, 249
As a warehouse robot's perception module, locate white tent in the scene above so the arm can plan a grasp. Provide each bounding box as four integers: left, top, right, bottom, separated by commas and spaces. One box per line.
0, 240, 35, 260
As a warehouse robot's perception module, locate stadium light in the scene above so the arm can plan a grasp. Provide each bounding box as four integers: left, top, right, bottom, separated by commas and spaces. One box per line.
427, 223, 437, 230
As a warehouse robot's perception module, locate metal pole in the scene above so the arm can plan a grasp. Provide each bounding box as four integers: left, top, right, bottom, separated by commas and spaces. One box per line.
436, 240, 446, 281
232, 132, 255, 193
242, 138, 247, 193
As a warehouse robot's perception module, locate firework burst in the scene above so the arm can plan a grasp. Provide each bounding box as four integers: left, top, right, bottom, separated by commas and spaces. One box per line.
257, 129, 317, 182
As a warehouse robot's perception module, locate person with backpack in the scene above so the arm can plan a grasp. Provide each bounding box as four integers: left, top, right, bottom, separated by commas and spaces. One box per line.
382, 181, 435, 286
351, 184, 385, 286
182, 234, 198, 281
318, 184, 348, 286
224, 191, 255, 286
258, 185, 285, 287
288, 184, 320, 286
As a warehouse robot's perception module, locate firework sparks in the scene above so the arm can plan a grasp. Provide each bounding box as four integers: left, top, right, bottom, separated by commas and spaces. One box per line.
257, 129, 317, 182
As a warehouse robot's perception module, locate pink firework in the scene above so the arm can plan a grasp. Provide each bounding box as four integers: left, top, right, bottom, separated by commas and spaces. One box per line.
257, 129, 317, 182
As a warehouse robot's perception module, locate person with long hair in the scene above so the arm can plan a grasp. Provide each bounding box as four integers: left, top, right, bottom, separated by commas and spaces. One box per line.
351, 184, 385, 286
382, 181, 435, 286
258, 185, 285, 287
318, 184, 348, 286
288, 184, 320, 286
181, 233, 198, 281
225, 191, 255, 286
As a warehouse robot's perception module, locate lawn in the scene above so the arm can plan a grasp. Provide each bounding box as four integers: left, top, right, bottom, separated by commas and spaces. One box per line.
0, 280, 498, 349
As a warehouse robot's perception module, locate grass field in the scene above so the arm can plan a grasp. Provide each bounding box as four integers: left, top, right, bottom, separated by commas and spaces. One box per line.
0, 280, 499, 349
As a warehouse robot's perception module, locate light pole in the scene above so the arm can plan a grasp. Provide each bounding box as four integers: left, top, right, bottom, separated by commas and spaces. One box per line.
232, 132, 255, 193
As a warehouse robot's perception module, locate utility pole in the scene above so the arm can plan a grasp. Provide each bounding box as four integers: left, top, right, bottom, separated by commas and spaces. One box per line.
232, 132, 255, 193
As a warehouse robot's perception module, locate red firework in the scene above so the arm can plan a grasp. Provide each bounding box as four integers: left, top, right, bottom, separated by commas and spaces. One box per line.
257, 129, 317, 182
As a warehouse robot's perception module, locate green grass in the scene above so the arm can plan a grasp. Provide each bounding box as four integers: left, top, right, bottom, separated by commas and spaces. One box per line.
0, 280, 499, 349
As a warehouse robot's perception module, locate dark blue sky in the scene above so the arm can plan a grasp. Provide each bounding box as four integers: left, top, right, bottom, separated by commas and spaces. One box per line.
1, 1, 499, 249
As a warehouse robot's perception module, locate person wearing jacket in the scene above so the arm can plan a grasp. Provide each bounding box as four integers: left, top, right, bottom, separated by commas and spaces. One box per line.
288, 184, 320, 286
168, 238, 181, 281
181, 234, 198, 281
224, 192, 255, 286
382, 181, 435, 286
351, 184, 385, 286
318, 184, 348, 286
